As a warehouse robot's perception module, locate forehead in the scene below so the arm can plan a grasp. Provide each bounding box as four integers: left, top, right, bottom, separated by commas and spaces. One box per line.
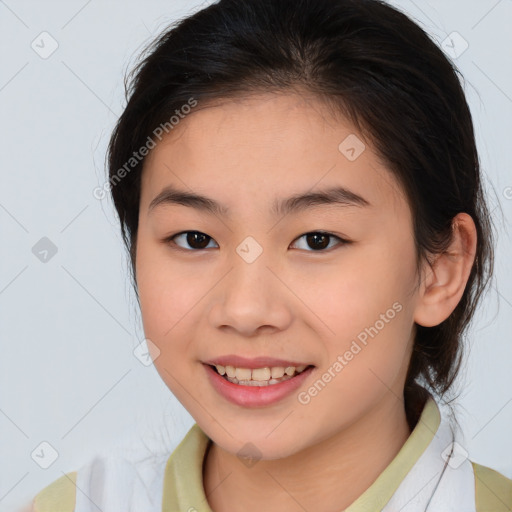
140, 92, 407, 219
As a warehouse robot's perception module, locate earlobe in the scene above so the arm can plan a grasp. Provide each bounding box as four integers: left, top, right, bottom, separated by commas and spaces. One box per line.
413, 213, 477, 327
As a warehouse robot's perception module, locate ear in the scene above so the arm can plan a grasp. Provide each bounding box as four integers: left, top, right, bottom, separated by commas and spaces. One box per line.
414, 213, 477, 327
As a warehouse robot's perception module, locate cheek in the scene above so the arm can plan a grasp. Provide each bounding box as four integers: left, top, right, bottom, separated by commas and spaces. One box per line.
136, 236, 200, 353
312, 242, 416, 379
305, 250, 406, 331
136, 245, 206, 400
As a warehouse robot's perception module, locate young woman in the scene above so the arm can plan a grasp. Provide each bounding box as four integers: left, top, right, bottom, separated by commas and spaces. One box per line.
25, 0, 512, 510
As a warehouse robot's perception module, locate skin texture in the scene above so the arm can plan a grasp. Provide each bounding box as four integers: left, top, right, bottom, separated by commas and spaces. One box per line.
135, 92, 477, 512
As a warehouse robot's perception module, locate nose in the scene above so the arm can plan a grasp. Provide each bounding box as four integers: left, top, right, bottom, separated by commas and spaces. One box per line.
207, 255, 293, 337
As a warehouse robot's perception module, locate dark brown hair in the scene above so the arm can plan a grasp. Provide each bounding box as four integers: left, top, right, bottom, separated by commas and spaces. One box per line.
106, 0, 495, 427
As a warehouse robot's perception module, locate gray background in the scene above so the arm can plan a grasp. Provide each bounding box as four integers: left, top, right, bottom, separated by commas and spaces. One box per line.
1, 0, 511, 510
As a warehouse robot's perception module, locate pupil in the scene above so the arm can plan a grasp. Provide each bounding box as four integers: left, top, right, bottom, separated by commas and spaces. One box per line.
307, 233, 329, 250
188, 231, 209, 249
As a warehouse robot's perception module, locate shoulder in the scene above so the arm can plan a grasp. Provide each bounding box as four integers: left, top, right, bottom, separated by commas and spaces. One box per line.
32, 471, 77, 512
472, 461, 512, 512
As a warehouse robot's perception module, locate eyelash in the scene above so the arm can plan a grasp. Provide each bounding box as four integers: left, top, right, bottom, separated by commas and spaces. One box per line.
162, 230, 351, 253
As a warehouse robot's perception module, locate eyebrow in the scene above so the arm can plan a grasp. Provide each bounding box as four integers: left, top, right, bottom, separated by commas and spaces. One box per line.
148, 184, 371, 218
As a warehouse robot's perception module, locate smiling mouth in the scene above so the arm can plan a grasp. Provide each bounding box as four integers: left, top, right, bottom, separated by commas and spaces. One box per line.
209, 364, 315, 386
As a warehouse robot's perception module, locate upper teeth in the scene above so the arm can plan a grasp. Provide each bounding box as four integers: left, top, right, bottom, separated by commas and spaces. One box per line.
215, 365, 307, 381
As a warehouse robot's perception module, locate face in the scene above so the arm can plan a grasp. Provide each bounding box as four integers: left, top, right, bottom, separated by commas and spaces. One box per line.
135, 92, 422, 460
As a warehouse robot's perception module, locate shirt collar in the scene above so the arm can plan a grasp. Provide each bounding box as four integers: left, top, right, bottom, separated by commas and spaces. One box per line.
162, 396, 441, 512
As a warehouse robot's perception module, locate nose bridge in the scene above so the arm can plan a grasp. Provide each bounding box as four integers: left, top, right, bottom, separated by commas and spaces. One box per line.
229, 234, 272, 297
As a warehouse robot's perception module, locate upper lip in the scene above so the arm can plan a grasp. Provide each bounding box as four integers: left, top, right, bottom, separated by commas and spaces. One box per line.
203, 355, 314, 369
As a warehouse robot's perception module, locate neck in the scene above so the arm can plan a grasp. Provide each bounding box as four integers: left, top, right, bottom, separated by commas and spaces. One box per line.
203, 394, 413, 512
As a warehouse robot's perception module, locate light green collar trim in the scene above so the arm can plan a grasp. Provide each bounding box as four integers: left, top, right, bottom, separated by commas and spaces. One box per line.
162, 397, 440, 512
162, 421, 213, 512
345, 396, 440, 510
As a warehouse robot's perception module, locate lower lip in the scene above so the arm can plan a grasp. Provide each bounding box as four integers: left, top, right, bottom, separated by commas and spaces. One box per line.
203, 364, 315, 407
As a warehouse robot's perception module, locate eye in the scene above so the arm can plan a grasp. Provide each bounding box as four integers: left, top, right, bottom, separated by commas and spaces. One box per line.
165, 231, 218, 251
163, 230, 350, 252
290, 231, 348, 252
